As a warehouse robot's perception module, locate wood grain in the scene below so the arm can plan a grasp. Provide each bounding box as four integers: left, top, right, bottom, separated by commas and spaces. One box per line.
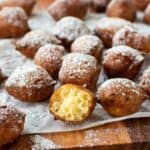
3, 118, 150, 150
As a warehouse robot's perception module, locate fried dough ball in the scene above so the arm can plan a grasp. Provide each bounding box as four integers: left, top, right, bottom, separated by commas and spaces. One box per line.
106, 0, 136, 21
15, 30, 61, 58
0, 7, 28, 38
139, 67, 150, 97
113, 27, 150, 53
144, 4, 150, 24
71, 35, 103, 61
133, 0, 150, 11
95, 17, 133, 47
5, 64, 55, 102
59, 53, 100, 90
96, 78, 147, 116
0, 106, 25, 147
49, 84, 95, 123
48, 0, 88, 21
0, 0, 36, 15
53, 17, 92, 47
34, 44, 66, 78
103, 45, 144, 79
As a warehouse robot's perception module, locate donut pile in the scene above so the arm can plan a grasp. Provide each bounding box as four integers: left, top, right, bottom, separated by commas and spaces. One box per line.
0, 0, 150, 147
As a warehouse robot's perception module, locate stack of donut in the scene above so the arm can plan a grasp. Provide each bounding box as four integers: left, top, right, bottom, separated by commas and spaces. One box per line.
0, 0, 150, 147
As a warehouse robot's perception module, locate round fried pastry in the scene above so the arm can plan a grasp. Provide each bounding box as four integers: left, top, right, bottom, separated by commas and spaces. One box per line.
96, 78, 147, 116
0, 7, 28, 38
103, 45, 144, 79
34, 44, 66, 77
59, 53, 100, 90
0, 106, 25, 147
71, 35, 103, 61
106, 0, 136, 21
5, 64, 55, 102
48, 0, 88, 21
49, 84, 95, 123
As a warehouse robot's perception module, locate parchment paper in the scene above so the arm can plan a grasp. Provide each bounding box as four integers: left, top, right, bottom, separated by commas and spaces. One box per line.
0, 12, 149, 134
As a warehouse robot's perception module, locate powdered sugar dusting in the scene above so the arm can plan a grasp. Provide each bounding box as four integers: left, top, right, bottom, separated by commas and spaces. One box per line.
31, 135, 60, 149
6, 64, 53, 89
59, 53, 99, 83
98, 78, 142, 99
17, 30, 61, 48
0, 7, 27, 27
97, 17, 133, 31
53, 16, 92, 42
104, 45, 144, 64
0, 40, 29, 77
71, 35, 103, 55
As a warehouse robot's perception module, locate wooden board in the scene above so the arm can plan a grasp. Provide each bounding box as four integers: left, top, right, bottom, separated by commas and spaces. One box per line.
3, 118, 150, 149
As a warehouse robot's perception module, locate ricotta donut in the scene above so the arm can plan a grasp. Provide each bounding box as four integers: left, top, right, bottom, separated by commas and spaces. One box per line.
96, 78, 147, 116
5, 64, 55, 102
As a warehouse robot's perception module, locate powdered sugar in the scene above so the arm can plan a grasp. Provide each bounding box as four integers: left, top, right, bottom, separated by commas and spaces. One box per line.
0, 105, 25, 133
104, 45, 144, 64
97, 17, 133, 31
17, 30, 61, 48
35, 44, 65, 63
53, 16, 92, 42
35, 44, 66, 75
6, 64, 53, 89
59, 53, 98, 82
98, 78, 142, 98
113, 26, 150, 53
31, 135, 60, 149
0, 7, 27, 27
71, 35, 103, 55
0, 40, 28, 77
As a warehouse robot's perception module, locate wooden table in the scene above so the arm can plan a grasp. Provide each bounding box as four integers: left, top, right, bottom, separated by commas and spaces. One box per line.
3, 118, 150, 150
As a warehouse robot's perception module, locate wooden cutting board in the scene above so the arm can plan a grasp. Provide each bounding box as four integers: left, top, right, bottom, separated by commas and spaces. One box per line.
3, 118, 150, 149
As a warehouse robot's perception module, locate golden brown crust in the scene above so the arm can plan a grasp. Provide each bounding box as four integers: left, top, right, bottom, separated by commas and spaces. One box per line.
106, 0, 136, 21
96, 78, 147, 116
49, 84, 96, 123
113, 27, 150, 53
0, 106, 25, 147
71, 35, 103, 61
15, 30, 61, 58
0, 0, 36, 15
48, 0, 88, 21
34, 44, 66, 78
59, 53, 100, 90
5, 64, 55, 102
95, 17, 133, 47
0, 7, 29, 38
103, 45, 144, 79
144, 3, 150, 24
133, 0, 150, 11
